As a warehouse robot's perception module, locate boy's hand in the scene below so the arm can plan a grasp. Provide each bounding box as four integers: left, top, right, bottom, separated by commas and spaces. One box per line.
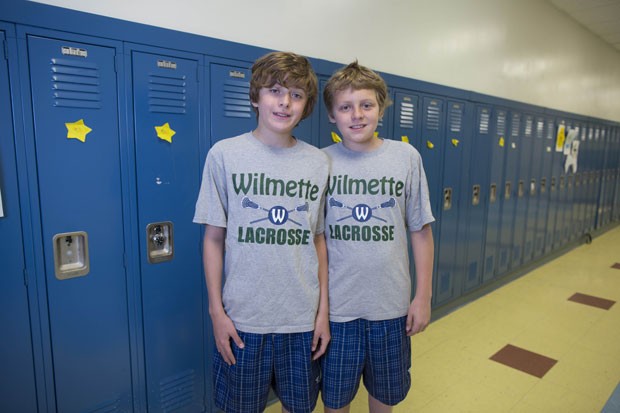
311, 312, 330, 360
406, 296, 431, 336
212, 312, 244, 365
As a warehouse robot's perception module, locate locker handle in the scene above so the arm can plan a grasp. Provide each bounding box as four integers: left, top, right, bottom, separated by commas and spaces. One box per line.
472, 185, 480, 206
53, 231, 90, 280
518, 180, 524, 198
146, 222, 174, 263
530, 179, 536, 196
490, 183, 497, 203
504, 182, 511, 200
540, 178, 546, 194
443, 188, 452, 210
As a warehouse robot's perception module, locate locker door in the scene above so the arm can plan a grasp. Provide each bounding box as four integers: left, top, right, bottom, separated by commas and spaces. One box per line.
544, 118, 558, 253
576, 125, 589, 231
533, 117, 551, 258
497, 112, 520, 276
513, 114, 534, 267
552, 120, 567, 249
131, 51, 205, 412
523, 115, 538, 263
466, 106, 492, 290
563, 121, 577, 241
420, 96, 445, 297
26, 35, 132, 411
0, 29, 38, 413
482, 108, 504, 283
434, 101, 467, 305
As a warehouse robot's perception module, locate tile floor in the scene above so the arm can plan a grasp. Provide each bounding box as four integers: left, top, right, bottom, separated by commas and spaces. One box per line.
266, 225, 620, 412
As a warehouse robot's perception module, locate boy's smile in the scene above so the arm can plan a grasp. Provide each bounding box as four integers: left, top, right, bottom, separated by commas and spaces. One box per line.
252, 84, 307, 146
329, 87, 383, 152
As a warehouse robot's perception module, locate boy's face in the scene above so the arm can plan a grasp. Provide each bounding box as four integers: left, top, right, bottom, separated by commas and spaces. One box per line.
328, 87, 383, 152
252, 83, 307, 139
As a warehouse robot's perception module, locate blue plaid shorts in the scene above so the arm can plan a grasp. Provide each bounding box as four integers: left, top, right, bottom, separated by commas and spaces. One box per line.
321, 316, 411, 408
213, 330, 320, 413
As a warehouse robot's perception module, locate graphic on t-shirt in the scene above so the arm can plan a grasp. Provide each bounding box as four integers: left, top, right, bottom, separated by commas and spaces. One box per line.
328, 196, 395, 223
242, 196, 309, 226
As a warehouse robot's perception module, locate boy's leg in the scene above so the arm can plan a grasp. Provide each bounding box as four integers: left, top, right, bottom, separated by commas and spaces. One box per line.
272, 331, 321, 413
213, 331, 273, 413
368, 394, 393, 413
321, 319, 366, 411
363, 316, 411, 407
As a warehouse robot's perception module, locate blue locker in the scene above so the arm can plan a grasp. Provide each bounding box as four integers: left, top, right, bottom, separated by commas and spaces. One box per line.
540, 118, 556, 254
24, 34, 133, 411
531, 116, 547, 259
563, 119, 577, 242
593, 126, 604, 230
467, 105, 493, 289
392, 92, 421, 293
435, 100, 469, 305
481, 108, 504, 283
511, 113, 533, 268
585, 124, 597, 232
522, 114, 538, 264
0, 28, 38, 413
130, 49, 206, 412
420, 96, 445, 294
570, 121, 585, 240
497, 112, 520, 275
545, 118, 561, 253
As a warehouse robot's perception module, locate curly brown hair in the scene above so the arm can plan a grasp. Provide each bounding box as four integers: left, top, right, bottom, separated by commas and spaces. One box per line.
249, 51, 318, 120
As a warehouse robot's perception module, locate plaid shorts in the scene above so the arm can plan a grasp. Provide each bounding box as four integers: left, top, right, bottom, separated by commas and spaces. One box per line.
213, 330, 320, 413
321, 316, 411, 409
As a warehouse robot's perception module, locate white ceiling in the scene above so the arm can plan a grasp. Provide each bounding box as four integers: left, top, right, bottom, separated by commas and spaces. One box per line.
550, 0, 620, 52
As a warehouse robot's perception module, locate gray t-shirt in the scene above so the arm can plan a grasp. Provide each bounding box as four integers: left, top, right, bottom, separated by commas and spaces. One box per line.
194, 132, 329, 334
323, 139, 434, 322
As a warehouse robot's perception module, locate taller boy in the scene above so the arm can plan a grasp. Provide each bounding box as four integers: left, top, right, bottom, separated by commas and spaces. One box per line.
321, 61, 435, 413
194, 52, 330, 413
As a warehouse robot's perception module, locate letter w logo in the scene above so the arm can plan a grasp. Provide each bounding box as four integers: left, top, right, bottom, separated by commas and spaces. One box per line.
269, 206, 289, 225
353, 205, 372, 222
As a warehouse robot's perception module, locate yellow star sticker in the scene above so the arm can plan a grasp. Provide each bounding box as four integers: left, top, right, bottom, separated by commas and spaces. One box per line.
451, 139, 460, 147
426, 140, 434, 149
401, 136, 409, 143
331, 132, 342, 143
155, 122, 176, 143
499, 137, 505, 147
65, 119, 92, 142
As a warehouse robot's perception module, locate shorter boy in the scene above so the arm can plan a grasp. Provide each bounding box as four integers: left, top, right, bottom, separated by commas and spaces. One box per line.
194, 51, 330, 413
321, 61, 435, 413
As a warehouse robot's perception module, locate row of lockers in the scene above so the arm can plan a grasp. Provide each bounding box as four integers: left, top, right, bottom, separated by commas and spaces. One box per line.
1, 3, 620, 413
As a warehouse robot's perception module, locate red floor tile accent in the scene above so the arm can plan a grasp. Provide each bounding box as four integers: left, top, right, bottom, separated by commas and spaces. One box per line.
612, 263, 620, 270
568, 292, 616, 310
490, 344, 558, 378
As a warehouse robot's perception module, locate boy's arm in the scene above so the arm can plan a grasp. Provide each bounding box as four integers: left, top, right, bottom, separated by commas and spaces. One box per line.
203, 224, 244, 365
407, 223, 434, 336
311, 233, 330, 360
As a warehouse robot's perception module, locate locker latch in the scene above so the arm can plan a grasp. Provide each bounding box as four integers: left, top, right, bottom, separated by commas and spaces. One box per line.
530, 179, 536, 196
518, 180, 524, 198
472, 185, 480, 206
505, 182, 512, 200
551, 177, 556, 192
540, 178, 547, 194
53, 231, 90, 280
146, 222, 174, 263
443, 188, 452, 210
490, 183, 497, 203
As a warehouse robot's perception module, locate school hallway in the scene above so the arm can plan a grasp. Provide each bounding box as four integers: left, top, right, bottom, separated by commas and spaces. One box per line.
266, 225, 620, 413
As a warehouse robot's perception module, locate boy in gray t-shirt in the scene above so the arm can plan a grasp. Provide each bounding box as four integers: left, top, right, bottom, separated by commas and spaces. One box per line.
320, 61, 435, 413
193, 52, 329, 413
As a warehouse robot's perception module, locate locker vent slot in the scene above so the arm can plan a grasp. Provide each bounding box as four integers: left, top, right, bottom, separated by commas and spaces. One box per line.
223, 78, 252, 119
536, 119, 544, 138
478, 110, 490, 134
160, 369, 196, 411
525, 117, 533, 137
399, 101, 415, 129
511, 114, 520, 136
449, 104, 462, 132
425, 102, 441, 131
547, 120, 555, 139
148, 74, 187, 114
51, 58, 101, 109
496, 112, 506, 136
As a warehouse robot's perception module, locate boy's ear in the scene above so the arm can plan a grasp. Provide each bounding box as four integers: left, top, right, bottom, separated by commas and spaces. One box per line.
328, 113, 336, 124
251, 100, 258, 108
